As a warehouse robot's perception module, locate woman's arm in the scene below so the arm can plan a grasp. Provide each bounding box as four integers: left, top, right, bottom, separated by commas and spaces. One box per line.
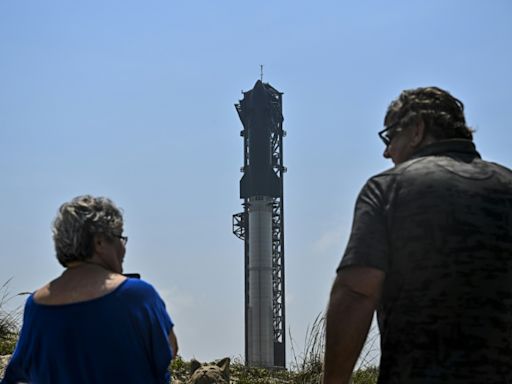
168, 328, 178, 360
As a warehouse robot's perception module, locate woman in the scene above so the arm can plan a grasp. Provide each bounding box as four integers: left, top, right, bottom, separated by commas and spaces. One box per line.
2, 195, 178, 384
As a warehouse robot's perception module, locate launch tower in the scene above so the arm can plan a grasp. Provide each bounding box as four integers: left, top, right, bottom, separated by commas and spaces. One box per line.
233, 80, 286, 368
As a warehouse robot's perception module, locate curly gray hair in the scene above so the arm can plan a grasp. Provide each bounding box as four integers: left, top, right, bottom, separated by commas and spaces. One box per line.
52, 195, 124, 267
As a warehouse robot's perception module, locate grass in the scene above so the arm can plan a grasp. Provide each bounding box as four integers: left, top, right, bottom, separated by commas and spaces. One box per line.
0, 280, 21, 355
351, 366, 379, 384
168, 311, 380, 384
288, 312, 379, 384
289, 312, 325, 384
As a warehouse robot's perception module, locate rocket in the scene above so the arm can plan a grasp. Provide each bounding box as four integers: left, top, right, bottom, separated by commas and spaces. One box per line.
234, 80, 286, 368
238, 80, 281, 199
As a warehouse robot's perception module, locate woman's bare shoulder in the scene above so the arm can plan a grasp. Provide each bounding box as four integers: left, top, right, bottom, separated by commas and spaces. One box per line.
32, 272, 126, 306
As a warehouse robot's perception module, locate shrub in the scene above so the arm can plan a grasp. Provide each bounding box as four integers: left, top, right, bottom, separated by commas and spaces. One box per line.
0, 280, 21, 355
290, 312, 380, 384
352, 366, 379, 384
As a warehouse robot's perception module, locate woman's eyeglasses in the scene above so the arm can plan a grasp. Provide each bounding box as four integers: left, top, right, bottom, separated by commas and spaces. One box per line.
115, 235, 128, 245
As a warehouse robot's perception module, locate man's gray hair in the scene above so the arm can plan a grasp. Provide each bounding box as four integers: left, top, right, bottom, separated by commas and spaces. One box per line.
385, 86, 474, 140
52, 195, 124, 267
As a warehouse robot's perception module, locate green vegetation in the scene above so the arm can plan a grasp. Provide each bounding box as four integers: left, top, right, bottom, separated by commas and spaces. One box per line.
289, 313, 325, 384
168, 312, 379, 384
352, 366, 379, 384
170, 358, 378, 384
1, 289, 379, 384
287, 312, 379, 384
0, 280, 20, 355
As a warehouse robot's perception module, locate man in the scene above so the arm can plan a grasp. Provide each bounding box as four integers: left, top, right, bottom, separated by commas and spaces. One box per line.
323, 87, 512, 383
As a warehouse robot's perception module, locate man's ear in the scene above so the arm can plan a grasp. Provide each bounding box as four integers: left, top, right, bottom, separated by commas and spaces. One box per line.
410, 119, 426, 148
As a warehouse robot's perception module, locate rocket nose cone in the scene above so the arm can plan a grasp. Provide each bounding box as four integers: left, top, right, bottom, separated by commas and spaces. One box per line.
252, 80, 267, 100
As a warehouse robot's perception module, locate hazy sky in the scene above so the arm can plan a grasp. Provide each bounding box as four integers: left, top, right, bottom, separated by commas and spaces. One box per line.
1, 0, 511, 366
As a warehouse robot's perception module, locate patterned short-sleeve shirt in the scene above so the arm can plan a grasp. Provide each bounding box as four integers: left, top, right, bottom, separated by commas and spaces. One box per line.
339, 139, 512, 383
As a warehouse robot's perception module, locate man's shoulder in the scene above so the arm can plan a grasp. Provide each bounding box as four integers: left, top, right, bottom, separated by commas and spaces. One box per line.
371, 157, 426, 179
372, 155, 512, 181
486, 160, 512, 177
363, 157, 426, 190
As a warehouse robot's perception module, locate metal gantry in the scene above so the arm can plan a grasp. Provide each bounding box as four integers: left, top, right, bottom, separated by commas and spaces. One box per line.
233, 80, 286, 368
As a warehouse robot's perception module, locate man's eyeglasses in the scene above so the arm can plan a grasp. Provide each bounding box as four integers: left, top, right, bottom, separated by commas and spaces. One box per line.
115, 235, 128, 245
378, 121, 403, 146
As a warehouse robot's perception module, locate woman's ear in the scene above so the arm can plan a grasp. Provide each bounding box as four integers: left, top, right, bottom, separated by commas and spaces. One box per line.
92, 234, 106, 254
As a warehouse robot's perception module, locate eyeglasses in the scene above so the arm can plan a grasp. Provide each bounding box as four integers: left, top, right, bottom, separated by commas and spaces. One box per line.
378, 121, 403, 146
115, 235, 128, 245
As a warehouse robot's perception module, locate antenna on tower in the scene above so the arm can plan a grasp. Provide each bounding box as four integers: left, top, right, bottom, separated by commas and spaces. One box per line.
260, 65, 264, 82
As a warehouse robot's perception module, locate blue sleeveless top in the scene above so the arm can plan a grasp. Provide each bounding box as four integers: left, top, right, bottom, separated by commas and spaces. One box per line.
2, 278, 174, 384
